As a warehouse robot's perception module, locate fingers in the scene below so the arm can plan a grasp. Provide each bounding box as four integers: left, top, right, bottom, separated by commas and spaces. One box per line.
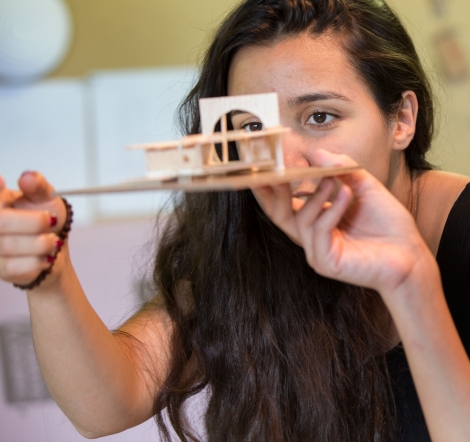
0, 208, 56, 234
265, 184, 295, 226
313, 148, 383, 196
18, 171, 56, 204
0, 173, 63, 286
0, 233, 62, 256
314, 185, 352, 234
296, 178, 337, 226
0, 208, 61, 284
312, 149, 358, 168
275, 176, 350, 276
253, 176, 353, 269
303, 184, 353, 270
0, 226, 62, 285
0, 256, 52, 285
0, 176, 22, 209
251, 185, 274, 215
253, 183, 301, 243
295, 178, 338, 255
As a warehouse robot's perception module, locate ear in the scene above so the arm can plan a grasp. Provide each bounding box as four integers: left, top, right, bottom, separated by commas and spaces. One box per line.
392, 90, 418, 151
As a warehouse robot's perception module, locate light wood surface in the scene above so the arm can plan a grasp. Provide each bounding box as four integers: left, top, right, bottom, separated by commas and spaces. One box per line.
57, 165, 361, 196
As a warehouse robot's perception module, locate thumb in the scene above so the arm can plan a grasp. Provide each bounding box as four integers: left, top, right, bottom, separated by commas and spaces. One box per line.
313, 149, 376, 192
0, 175, 22, 208
312, 149, 358, 168
18, 171, 56, 204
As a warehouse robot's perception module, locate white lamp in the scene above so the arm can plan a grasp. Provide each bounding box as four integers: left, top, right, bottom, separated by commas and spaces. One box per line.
0, 0, 73, 83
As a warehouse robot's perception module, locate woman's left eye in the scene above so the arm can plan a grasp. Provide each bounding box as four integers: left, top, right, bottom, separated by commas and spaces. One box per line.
306, 112, 336, 126
240, 121, 263, 132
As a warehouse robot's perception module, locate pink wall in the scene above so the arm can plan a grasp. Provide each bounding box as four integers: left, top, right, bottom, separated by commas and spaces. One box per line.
0, 217, 163, 442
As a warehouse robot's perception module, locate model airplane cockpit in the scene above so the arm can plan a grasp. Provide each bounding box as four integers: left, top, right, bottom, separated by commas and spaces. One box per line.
128, 93, 289, 181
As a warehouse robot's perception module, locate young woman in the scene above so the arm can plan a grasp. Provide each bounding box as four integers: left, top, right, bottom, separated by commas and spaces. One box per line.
1, 0, 470, 441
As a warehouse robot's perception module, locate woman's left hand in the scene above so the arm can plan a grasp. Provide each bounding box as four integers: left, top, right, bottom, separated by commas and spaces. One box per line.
252, 149, 435, 297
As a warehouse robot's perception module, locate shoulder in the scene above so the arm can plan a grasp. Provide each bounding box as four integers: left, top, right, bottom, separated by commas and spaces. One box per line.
417, 170, 470, 255
421, 170, 470, 198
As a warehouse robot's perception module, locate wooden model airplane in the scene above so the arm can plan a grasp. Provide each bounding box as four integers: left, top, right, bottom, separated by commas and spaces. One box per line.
59, 93, 359, 195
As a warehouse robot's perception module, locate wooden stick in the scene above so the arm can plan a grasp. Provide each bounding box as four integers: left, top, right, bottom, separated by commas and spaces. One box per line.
56, 165, 361, 196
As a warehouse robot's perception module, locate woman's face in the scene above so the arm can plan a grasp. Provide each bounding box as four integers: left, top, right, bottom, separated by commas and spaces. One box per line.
228, 33, 404, 198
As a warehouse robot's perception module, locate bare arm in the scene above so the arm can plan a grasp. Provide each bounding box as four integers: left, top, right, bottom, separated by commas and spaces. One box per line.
0, 173, 171, 438
385, 259, 470, 441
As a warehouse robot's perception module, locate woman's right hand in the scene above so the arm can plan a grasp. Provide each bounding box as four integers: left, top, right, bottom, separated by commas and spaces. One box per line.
252, 150, 436, 299
0, 171, 68, 288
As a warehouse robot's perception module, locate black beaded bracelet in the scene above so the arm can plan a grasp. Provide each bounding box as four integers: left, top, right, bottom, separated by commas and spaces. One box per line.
14, 197, 74, 291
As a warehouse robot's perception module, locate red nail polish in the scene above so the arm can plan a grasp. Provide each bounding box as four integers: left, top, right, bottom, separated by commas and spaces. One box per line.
46, 255, 56, 264
55, 239, 64, 250
49, 213, 58, 227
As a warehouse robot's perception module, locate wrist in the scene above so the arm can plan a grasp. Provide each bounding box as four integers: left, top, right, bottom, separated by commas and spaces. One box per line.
25, 244, 73, 295
380, 246, 442, 316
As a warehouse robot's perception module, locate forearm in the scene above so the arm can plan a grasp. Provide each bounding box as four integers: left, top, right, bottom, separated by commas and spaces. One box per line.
384, 258, 470, 442
27, 247, 154, 437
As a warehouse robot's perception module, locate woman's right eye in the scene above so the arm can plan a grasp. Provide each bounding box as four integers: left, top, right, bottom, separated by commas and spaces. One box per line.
241, 121, 263, 132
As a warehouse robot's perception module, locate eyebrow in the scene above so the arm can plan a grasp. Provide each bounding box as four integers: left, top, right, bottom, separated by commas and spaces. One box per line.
228, 91, 352, 118
287, 92, 352, 108
229, 109, 251, 117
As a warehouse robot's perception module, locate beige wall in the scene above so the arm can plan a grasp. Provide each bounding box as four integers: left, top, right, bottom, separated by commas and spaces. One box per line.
387, 0, 470, 175
52, 0, 239, 77
52, 0, 470, 176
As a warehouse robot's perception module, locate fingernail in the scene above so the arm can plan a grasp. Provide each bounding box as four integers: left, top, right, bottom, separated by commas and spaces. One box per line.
46, 254, 56, 264
21, 171, 36, 178
49, 212, 58, 227
55, 239, 64, 250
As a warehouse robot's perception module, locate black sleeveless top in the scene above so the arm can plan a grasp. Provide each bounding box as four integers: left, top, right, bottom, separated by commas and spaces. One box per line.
387, 183, 470, 441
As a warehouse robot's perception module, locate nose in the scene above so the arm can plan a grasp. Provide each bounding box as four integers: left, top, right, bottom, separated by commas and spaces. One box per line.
280, 131, 323, 196
281, 131, 313, 169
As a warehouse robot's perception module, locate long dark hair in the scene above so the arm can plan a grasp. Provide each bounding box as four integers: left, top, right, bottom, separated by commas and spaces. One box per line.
149, 1, 435, 440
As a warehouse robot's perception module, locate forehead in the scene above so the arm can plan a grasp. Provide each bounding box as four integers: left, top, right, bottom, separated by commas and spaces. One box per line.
228, 33, 365, 100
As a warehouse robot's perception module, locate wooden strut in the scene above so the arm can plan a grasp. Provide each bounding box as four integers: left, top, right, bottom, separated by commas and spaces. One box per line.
221, 113, 229, 163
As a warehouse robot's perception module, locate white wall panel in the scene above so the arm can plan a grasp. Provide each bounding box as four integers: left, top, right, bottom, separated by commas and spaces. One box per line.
388, 0, 470, 176
0, 218, 162, 442
0, 80, 91, 224
0, 67, 198, 441
89, 66, 197, 218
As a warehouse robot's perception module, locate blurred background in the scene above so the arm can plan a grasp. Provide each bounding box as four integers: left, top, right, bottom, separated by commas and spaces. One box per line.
0, 0, 469, 440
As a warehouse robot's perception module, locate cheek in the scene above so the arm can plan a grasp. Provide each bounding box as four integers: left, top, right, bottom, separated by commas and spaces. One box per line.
280, 117, 395, 180
335, 126, 395, 182
282, 131, 360, 168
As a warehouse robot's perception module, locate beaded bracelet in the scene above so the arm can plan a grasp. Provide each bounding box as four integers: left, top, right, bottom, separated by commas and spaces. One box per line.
14, 197, 74, 291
